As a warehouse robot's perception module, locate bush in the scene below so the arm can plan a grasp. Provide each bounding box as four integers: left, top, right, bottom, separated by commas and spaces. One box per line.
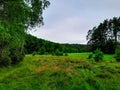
65, 53, 68, 56
0, 57, 11, 66
115, 45, 120, 61
10, 49, 25, 64
54, 49, 63, 56
39, 47, 46, 55
94, 49, 104, 62
0, 48, 11, 66
32, 51, 37, 56
88, 53, 93, 59
88, 53, 95, 63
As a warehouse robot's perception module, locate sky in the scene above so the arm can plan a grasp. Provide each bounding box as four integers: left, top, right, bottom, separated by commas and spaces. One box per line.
29, 0, 120, 44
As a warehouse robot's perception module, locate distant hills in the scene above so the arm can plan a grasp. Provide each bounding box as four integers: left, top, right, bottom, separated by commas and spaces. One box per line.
24, 34, 89, 54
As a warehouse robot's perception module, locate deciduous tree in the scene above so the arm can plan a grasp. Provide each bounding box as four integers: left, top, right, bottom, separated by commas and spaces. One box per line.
0, 0, 50, 65
87, 17, 120, 54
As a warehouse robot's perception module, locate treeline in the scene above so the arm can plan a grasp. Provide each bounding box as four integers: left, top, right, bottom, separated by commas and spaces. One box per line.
25, 34, 64, 54
87, 17, 120, 54
24, 34, 88, 55
63, 44, 89, 53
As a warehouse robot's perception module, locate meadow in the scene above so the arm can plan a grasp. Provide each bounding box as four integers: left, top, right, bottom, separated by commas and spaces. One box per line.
0, 53, 120, 90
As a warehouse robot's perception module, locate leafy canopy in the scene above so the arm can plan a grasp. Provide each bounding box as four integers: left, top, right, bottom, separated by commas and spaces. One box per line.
0, 0, 50, 66
87, 17, 120, 54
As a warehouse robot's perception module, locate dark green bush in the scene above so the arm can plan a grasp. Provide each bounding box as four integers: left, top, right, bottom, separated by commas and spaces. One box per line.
65, 53, 68, 56
88, 53, 93, 59
10, 49, 25, 64
87, 53, 95, 63
94, 49, 104, 62
32, 51, 37, 56
0, 47, 24, 66
115, 45, 120, 61
38, 47, 46, 55
54, 49, 63, 56
0, 57, 11, 66
0, 48, 11, 66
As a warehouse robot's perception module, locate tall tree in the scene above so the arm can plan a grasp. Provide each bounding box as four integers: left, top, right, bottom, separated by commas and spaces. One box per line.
0, 0, 50, 65
87, 17, 120, 54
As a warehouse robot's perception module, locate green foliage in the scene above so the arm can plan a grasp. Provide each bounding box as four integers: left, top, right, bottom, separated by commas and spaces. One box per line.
79, 83, 93, 90
88, 53, 95, 63
0, 25, 11, 66
25, 34, 89, 55
0, 56, 11, 66
88, 53, 93, 59
70, 85, 82, 90
54, 49, 64, 56
86, 78, 105, 90
10, 49, 25, 64
87, 17, 120, 54
0, 55, 120, 90
115, 45, 120, 61
65, 53, 68, 56
25, 34, 65, 54
39, 46, 46, 55
63, 44, 89, 53
32, 52, 37, 56
94, 49, 104, 62
0, 0, 50, 66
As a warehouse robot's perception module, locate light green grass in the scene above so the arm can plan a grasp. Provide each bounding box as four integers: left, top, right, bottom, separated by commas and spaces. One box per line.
68, 52, 92, 57
68, 52, 115, 59
0, 55, 120, 90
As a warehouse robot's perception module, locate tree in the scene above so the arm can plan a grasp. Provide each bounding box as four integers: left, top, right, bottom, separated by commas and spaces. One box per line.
94, 49, 104, 62
109, 17, 120, 44
39, 46, 46, 55
87, 17, 120, 54
0, 0, 50, 66
115, 45, 120, 61
0, 24, 11, 66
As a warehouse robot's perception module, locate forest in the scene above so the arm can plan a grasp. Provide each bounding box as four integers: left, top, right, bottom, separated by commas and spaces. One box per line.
0, 0, 120, 90
25, 34, 89, 55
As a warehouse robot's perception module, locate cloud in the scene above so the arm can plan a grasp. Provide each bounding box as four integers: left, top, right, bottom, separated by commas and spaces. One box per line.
30, 0, 120, 44
30, 16, 90, 44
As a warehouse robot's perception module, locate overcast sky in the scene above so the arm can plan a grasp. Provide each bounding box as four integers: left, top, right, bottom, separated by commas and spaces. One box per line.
30, 0, 120, 44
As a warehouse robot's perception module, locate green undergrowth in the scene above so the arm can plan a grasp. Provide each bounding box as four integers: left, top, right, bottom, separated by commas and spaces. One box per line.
0, 55, 120, 90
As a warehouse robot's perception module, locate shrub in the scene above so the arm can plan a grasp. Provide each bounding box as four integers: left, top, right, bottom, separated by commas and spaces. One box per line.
94, 49, 104, 62
87, 53, 95, 63
88, 53, 93, 59
0, 48, 11, 66
0, 57, 11, 66
10, 49, 25, 64
39, 47, 46, 55
32, 51, 37, 56
65, 53, 68, 56
115, 45, 120, 61
51, 52, 55, 56
54, 49, 63, 56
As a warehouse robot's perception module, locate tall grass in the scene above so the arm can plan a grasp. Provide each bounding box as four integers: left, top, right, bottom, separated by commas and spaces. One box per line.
0, 54, 119, 90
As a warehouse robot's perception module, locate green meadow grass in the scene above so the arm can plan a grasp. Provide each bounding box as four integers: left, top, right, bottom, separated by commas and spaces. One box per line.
0, 54, 120, 90
68, 52, 92, 58
68, 53, 115, 59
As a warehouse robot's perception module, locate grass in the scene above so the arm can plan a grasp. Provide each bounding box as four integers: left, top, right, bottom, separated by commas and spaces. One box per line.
0, 53, 120, 90
68, 52, 92, 58
68, 53, 115, 60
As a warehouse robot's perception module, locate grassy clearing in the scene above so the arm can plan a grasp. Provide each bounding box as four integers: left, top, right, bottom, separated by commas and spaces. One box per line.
68, 53, 92, 58
0, 54, 120, 90
68, 53, 115, 59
